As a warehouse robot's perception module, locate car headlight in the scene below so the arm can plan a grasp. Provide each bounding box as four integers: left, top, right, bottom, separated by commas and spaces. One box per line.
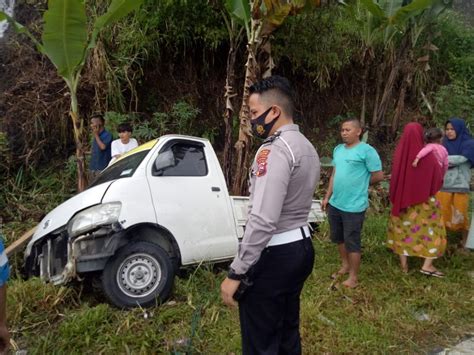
67, 202, 122, 237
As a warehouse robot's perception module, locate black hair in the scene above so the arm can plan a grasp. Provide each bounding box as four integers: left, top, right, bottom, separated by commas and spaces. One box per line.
425, 127, 443, 143
341, 117, 362, 129
249, 75, 295, 116
91, 115, 104, 124
117, 122, 133, 133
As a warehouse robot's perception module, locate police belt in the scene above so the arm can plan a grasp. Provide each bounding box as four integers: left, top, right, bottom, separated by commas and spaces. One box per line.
266, 225, 311, 247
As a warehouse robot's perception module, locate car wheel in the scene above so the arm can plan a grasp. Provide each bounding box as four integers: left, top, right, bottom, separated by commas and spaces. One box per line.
101, 241, 175, 308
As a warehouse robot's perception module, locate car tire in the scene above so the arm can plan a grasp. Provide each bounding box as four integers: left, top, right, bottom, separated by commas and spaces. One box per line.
101, 241, 175, 308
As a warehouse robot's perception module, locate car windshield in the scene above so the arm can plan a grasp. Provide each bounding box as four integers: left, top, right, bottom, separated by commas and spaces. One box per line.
89, 150, 150, 188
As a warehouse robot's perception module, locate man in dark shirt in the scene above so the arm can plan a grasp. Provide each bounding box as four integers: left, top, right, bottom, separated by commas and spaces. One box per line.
89, 115, 112, 182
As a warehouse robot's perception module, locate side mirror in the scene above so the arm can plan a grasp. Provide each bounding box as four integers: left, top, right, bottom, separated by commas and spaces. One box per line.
154, 150, 175, 175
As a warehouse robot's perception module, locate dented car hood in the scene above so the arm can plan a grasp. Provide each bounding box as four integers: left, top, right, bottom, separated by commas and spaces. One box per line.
27, 181, 114, 249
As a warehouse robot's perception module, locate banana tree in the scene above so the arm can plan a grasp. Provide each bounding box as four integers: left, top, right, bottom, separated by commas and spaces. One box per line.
0, 0, 142, 192
346, 1, 384, 126
221, 0, 246, 188
356, 0, 442, 128
229, 0, 320, 196
390, 0, 451, 133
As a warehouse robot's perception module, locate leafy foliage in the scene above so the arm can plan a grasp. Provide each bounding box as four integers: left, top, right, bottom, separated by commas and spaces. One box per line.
431, 80, 474, 127
104, 111, 133, 139
94, 0, 228, 113
41, 0, 88, 83
1, 0, 144, 191
104, 101, 201, 143
273, 5, 360, 89
432, 11, 474, 87
225, 0, 251, 37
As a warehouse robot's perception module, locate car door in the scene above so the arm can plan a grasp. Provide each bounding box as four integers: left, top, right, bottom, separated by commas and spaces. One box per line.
147, 139, 238, 264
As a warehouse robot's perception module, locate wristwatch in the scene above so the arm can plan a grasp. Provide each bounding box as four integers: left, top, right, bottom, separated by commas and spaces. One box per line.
227, 267, 246, 281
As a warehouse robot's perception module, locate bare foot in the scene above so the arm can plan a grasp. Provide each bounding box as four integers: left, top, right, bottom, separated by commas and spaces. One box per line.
331, 267, 349, 280
342, 278, 358, 289
401, 264, 408, 273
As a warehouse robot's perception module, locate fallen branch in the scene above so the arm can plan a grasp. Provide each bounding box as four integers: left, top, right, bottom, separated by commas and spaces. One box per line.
6, 226, 37, 257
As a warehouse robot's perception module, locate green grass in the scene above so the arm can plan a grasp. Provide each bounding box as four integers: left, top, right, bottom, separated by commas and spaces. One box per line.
5, 213, 474, 354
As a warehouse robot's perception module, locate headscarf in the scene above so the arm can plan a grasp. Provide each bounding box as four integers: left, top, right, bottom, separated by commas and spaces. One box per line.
389, 123, 443, 217
443, 117, 474, 167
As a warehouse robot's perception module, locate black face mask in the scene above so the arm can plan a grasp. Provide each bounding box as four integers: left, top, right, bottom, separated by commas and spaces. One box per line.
251, 107, 279, 139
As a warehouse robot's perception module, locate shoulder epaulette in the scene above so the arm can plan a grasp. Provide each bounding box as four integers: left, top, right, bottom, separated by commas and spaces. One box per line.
263, 130, 282, 144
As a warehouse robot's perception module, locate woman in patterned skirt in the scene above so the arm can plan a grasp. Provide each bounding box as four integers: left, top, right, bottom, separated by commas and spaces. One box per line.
388, 123, 446, 277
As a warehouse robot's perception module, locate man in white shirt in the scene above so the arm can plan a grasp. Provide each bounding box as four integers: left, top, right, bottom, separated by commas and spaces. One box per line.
110, 123, 138, 163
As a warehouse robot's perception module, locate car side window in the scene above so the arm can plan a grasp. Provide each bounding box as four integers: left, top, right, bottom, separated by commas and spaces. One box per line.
153, 142, 208, 177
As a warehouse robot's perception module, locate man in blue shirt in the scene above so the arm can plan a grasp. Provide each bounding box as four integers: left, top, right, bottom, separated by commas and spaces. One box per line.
89, 115, 112, 182
322, 118, 383, 288
0, 237, 10, 353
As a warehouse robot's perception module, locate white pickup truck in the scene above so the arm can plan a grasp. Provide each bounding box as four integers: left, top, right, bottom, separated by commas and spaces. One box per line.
24, 135, 324, 308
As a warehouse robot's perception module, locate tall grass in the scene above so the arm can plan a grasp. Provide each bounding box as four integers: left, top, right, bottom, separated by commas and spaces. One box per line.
1, 163, 76, 278
5, 213, 474, 353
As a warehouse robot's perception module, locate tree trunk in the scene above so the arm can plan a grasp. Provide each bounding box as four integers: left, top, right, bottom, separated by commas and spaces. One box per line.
259, 38, 274, 79
371, 62, 384, 127
372, 33, 411, 127
374, 60, 401, 126
360, 47, 374, 127
232, 45, 258, 195
70, 92, 87, 192
392, 45, 414, 136
232, 15, 263, 196
360, 63, 369, 127
391, 70, 412, 135
222, 32, 240, 189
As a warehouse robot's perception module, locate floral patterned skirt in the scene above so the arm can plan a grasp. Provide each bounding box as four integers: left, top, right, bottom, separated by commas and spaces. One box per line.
387, 197, 446, 258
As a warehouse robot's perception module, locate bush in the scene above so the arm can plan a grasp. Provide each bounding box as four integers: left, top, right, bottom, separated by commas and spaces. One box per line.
273, 5, 360, 90
431, 80, 474, 128
432, 11, 474, 87
104, 101, 201, 144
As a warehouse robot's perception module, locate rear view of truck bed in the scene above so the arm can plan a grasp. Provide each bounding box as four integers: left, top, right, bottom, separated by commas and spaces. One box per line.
230, 196, 325, 239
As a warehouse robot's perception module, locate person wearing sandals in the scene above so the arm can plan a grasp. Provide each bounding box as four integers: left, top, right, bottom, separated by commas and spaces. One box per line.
387, 123, 446, 277
436, 118, 474, 250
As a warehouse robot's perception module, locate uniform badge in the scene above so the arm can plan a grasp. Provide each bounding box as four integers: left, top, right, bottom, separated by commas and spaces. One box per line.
256, 149, 270, 177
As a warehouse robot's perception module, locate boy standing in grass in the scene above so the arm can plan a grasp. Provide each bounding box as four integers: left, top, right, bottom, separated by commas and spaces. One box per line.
322, 118, 383, 288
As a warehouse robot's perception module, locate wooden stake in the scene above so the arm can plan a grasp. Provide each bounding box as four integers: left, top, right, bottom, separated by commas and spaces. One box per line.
5, 227, 37, 257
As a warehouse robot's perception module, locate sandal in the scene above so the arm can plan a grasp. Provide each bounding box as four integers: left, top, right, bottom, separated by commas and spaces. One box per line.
420, 269, 445, 278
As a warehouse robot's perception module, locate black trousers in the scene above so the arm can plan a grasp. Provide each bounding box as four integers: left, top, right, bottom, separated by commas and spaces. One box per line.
238, 237, 315, 355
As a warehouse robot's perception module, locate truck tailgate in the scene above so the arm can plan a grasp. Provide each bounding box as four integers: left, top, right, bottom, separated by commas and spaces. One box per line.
230, 196, 325, 239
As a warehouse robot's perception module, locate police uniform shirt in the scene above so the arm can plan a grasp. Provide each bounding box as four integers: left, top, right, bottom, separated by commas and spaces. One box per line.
230, 123, 320, 275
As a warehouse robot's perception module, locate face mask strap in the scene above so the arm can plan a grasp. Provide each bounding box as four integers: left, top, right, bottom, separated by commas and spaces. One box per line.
251, 106, 273, 122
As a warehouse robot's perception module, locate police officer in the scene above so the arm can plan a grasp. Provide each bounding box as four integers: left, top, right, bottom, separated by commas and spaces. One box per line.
221, 76, 320, 354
